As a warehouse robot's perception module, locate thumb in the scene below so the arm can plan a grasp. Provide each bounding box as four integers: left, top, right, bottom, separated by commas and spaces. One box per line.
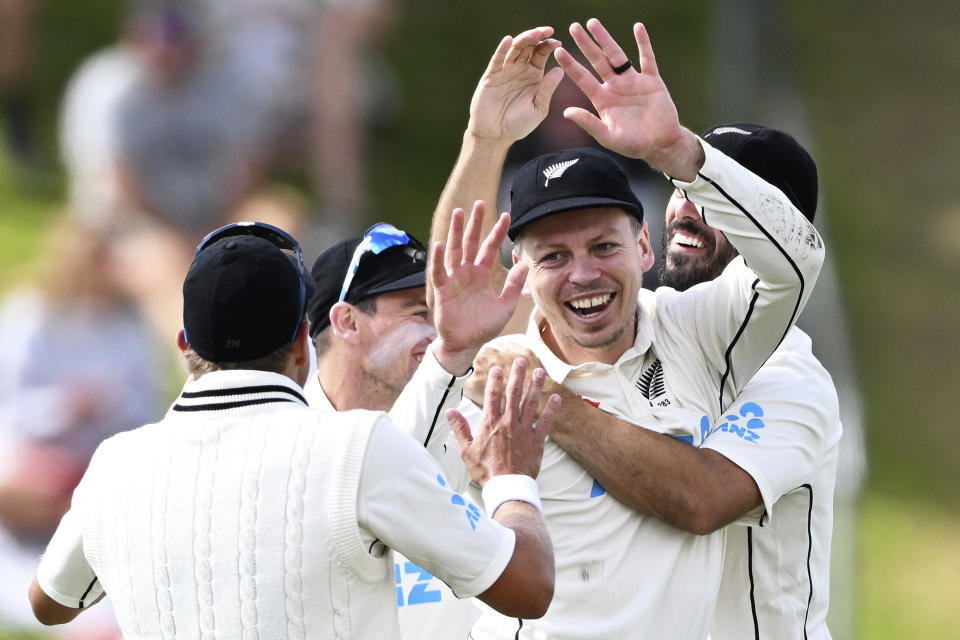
563, 106, 607, 144
535, 66, 565, 112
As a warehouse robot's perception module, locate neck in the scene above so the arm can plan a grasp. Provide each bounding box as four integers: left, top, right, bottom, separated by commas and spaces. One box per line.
316, 352, 396, 412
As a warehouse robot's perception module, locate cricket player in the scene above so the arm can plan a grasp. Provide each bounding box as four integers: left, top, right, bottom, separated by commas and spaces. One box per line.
424, 19, 825, 639
27, 219, 560, 637
302, 223, 482, 637
470, 122, 842, 640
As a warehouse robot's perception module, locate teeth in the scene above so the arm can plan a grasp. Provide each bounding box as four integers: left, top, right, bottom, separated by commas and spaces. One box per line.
569, 294, 612, 310
674, 232, 704, 248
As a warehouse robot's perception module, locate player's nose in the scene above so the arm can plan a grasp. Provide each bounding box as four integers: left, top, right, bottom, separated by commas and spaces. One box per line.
672, 195, 704, 223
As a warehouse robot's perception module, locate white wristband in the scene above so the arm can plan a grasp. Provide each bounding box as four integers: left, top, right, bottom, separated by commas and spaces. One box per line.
481, 474, 542, 517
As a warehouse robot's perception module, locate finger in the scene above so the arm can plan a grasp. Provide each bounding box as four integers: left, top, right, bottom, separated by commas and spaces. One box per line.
503, 357, 529, 417
498, 261, 528, 306
533, 394, 562, 438
475, 212, 509, 268
519, 367, 547, 427
484, 365, 505, 420
568, 21, 609, 81
633, 22, 659, 76
534, 66, 565, 113
447, 408, 474, 449
529, 37, 561, 70
428, 240, 447, 289
484, 35, 512, 76
444, 208, 465, 273
554, 47, 602, 98
462, 200, 485, 265
562, 106, 608, 144
585, 17, 631, 72
506, 26, 555, 64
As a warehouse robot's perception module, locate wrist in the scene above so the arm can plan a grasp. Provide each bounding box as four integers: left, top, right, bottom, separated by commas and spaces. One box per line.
647, 128, 704, 182
461, 129, 515, 155
482, 474, 542, 517
429, 339, 477, 377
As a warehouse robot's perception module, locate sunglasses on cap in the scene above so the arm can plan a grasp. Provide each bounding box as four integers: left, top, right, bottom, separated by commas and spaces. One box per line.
194, 221, 307, 343
338, 223, 420, 303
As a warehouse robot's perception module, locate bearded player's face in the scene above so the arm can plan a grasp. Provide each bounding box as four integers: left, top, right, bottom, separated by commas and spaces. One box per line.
660, 189, 738, 291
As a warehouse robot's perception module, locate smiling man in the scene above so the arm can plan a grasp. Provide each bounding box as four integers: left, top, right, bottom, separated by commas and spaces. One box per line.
426, 18, 826, 640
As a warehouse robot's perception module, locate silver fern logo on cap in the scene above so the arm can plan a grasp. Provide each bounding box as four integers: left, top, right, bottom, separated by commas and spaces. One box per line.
542, 158, 579, 187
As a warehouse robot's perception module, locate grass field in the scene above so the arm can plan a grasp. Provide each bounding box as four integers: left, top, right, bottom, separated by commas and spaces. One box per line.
1, 1, 958, 637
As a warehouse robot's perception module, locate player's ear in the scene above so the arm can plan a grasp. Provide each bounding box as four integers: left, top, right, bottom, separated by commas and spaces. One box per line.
329, 301, 364, 344
293, 321, 310, 366
637, 222, 655, 273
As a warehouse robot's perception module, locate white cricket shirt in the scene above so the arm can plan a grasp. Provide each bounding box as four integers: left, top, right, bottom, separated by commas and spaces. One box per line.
306, 348, 482, 639
36, 369, 514, 639
702, 327, 841, 640
467, 138, 825, 639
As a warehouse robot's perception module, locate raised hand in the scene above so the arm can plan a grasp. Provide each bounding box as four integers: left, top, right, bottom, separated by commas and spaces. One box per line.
554, 19, 703, 180
448, 357, 561, 485
468, 26, 565, 143
429, 201, 528, 374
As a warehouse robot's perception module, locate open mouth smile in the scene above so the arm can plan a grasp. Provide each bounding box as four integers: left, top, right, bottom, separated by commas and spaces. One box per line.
565, 293, 616, 317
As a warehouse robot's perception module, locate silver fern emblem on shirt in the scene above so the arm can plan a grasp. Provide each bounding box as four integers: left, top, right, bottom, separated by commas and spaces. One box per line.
542, 158, 579, 187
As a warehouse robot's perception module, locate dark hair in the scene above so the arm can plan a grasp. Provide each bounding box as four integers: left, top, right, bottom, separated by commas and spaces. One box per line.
310, 297, 379, 358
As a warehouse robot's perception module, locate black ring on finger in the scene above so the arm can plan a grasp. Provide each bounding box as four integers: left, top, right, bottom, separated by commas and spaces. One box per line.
612, 60, 633, 74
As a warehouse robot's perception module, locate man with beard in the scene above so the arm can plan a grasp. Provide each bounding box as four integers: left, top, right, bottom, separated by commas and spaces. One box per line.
470, 123, 842, 640
426, 18, 826, 639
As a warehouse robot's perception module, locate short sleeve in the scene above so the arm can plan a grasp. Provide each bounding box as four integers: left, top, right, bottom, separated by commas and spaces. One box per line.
357, 418, 515, 598
35, 455, 104, 608
700, 341, 842, 526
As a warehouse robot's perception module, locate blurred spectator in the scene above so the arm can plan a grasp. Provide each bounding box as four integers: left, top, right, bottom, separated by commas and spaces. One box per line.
0, 0, 40, 165
114, 1, 271, 237
59, 9, 146, 227
0, 217, 165, 637
200, 0, 398, 254
309, 0, 395, 226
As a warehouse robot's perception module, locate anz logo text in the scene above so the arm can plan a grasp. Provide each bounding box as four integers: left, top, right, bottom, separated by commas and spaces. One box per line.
395, 562, 442, 607
700, 401, 766, 443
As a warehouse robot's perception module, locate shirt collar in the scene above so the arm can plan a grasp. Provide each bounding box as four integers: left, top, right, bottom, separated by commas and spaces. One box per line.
171, 369, 308, 414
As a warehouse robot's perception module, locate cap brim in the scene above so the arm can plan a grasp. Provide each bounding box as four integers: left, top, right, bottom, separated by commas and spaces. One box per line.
509, 196, 643, 239
362, 270, 426, 297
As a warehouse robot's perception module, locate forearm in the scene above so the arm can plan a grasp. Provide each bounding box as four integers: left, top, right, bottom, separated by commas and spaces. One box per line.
427, 132, 511, 308
478, 501, 554, 618
29, 577, 83, 625
550, 387, 759, 534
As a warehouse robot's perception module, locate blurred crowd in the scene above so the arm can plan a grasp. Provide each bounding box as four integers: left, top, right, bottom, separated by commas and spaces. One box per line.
0, 0, 396, 636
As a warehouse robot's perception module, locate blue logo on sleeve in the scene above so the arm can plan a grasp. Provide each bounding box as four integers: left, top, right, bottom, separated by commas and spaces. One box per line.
705, 402, 766, 443
437, 474, 482, 530
395, 562, 443, 607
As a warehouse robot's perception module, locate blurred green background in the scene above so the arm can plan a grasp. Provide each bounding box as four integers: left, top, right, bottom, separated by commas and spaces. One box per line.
1, 0, 958, 638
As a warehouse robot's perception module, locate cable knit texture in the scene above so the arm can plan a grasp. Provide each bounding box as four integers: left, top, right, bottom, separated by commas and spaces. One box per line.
77, 370, 404, 638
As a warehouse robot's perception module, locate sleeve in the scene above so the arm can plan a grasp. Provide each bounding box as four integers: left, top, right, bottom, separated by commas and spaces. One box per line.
699, 343, 842, 526
35, 451, 105, 609
357, 416, 515, 599
666, 138, 826, 409
388, 347, 470, 463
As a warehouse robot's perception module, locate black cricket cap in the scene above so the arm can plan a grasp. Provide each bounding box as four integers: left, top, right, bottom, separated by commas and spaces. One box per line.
183, 235, 307, 362
508, 147, 644, 240
702, 123, 818, 222
307, 227, 427, 338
